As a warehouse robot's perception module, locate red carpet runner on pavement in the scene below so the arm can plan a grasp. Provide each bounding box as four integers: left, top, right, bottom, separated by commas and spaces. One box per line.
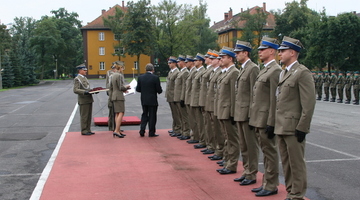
40, 130, 309, 200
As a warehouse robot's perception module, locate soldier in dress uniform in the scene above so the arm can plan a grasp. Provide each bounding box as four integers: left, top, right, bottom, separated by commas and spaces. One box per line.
199, 50, 217, 155
312, 71, 318, 90
316, 71, 324, 100
323, 71, 330, 101
191, 53, 206, 149
233, 40, 260, 186
336, 71, 345, 103
329, 71, 338, 102
174, 55, 191, 140
353, 71, 360, 105
247, 37, 281, 197
73, 66, 95, 136
166, 56, 181, 137
344, 71, 353, 104
215, 46, 240, 175
206, 51, 226, 161
276, 36, 316, 200
184, 56, 200, 144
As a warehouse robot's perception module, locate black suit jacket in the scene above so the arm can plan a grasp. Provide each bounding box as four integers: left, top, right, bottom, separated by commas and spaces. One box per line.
136, 72, 163, 106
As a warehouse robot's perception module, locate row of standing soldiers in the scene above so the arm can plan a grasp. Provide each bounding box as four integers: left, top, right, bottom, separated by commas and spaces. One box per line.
314, 71, 360, 104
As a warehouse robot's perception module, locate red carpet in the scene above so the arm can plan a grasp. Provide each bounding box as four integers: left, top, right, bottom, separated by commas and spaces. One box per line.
40, 130, 309, 200
93, 116, 141, 126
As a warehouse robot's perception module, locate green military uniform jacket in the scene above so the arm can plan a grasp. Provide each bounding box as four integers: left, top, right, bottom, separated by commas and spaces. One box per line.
190, 66, 205, 107
199, 65, 214, 107
165, 68, 180, 103
216, 65, 240, 120
174, 68, 189, 102
73, 75, 94, 104
275, 62, 316, 135
234, 60, 259, 122
185, 67, 197, 105
249, 60, 281, 128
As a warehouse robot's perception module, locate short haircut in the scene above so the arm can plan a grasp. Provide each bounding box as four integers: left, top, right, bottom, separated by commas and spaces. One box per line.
145, 63, 154, 71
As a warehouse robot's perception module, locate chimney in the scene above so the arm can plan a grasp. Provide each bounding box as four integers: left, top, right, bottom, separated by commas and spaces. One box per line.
354, 11, 357, 15
122, 0, 125, 8
263, 2, 266, 12
229, 8, 233, 19
102, 9, 106, 15
241, 8, 243, 13
224, 12, 229, 21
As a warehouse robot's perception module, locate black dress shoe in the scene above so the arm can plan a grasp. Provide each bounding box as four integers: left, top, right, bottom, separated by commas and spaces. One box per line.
255, 189, 278, 196
203, 149, 215, 154
216, 160, 224, 165
179, 136, 190, 140
201, 148, 209, 152
251, 186, 263, 192
187, 140, 199, 144
216, 168, 225, 172
90, 132, 95, 135
170, 133, 181, 137
168, 130, 173, 133
284, 198, 291, 200
240, 179, 256, 185
210, 155, 222, 160
218, 168, 236, 174
149, 134, 159, 137
139, 131, 145, 137
234, 176, 246, 182
81, 132, 93, 136
194, 144, 206, 149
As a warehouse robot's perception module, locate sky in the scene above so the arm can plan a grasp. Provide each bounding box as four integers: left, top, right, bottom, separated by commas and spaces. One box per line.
1, 0, 359, 27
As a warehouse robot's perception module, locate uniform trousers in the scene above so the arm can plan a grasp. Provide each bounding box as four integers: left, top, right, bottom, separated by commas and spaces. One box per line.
337, 87, 344, 100
219, 119, 239, 172
187, 105, 199, 141
79, 103, 92, 134
354, 87, 359, 101
193, 106, 205, 145
211, 113, 225, 157
257, 128, 279, 191
324, 86, 329, 99
203, 110, 215, 151
237, 121, 259, 180
330, 87, 337, 99
278, 135, 307, 200
345, 86, 352, 100
169, 102, 181, 133
316, 85, 322, 98
176, 103, 190, 136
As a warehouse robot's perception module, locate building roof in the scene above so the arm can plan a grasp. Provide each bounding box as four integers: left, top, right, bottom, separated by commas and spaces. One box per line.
81, 4, 127, 30
210, 4, 276, 34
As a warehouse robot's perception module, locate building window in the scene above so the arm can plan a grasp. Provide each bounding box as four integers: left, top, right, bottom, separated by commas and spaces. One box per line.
99, 32, 105, 41
100, 62, 105, 70
114, 47, 124, 56
99, 47, 105, 55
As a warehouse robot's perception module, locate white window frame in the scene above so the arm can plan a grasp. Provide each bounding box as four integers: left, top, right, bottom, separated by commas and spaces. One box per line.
99, 32, 105, 41
99, 62, 105, 70
99, 47, 105, 55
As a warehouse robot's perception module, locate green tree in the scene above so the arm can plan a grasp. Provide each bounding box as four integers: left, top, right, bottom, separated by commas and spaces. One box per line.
0, 24, 13, 88
30, 17, 62, 79
103, 6, 126, 61
1, 54, 14, 88
122, 0, 154, 77
10, 17, 38, 86
236, 7, 268, 61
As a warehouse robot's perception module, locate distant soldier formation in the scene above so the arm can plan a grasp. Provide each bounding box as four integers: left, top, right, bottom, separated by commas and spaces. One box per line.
313, 70, 360, 105
166, 36, 316, 200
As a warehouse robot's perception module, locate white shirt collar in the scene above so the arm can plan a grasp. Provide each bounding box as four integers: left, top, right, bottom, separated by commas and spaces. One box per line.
264, 59, 276, 68
241, 59, 250, 68
196, 66, 204, 71
286, 61, 298, 71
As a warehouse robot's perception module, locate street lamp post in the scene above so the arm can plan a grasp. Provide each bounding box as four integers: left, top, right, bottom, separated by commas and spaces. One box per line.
0, 52, 2, 90
55, 58, 58, 79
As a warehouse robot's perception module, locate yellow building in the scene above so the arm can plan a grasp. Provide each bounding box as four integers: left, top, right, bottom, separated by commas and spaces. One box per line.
210, 3, 276, 48
80, 3, 151, 77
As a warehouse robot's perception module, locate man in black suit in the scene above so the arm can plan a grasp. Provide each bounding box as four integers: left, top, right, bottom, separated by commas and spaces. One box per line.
136, 63, 163, 137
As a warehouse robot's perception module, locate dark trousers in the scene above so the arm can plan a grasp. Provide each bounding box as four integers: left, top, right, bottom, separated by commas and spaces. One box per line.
140, 105, 158, 135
